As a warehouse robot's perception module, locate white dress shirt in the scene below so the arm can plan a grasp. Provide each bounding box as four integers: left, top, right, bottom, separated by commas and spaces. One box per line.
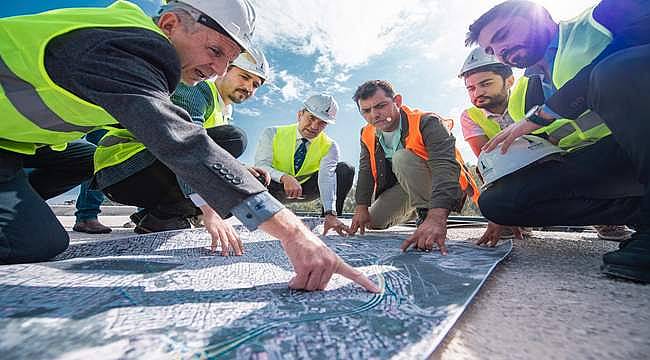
254, 126, 339, 212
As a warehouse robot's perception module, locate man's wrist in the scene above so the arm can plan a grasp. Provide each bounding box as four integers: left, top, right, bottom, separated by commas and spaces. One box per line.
425, 208, 449, 223
230, 192, 285, 230
525, 104, 554, 126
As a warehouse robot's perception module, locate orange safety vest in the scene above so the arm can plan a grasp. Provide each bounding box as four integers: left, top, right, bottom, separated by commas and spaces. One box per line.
360, 105, 480, 204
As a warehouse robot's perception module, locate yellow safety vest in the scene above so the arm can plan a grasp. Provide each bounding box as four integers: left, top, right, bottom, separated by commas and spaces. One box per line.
0, 1, 165, 154
508, 6, 613, 151
465, 107, 502, 140
271, 124, 333, 184
204, 80, 227, 128
94, 81, 226, 173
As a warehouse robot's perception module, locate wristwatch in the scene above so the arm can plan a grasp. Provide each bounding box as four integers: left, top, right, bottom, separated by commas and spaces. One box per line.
524, 104, 554, 127
323, 210, 337, 217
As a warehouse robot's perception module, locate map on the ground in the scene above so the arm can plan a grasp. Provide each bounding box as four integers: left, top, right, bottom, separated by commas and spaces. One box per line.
0, 220, 511, 359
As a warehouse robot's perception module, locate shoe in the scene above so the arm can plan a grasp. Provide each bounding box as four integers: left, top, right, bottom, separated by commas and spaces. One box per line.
415, 208, 428, 227
129, 209, 148, 225
73, 219, 112, 234
188, 215, 204, 228
134, 213, 191, 234
499, 227, 532, 240
594, 225, 634, 241
601, 231, 650, 283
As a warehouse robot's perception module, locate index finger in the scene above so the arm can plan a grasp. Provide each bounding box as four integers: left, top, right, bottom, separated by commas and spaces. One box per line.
248, 168, 260, 177
500, 133, 518, 153
437, 239, 448, 255
400, 235, 416, 252
335, 224, 350, 237
335, 261, 380, 293
338, 223, 351, 236
349, 220, 359, 235
484, 130, 507, 153
227, 231, 243, 256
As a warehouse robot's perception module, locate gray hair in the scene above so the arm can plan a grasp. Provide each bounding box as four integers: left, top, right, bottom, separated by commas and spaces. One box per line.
154, 2, 201, 33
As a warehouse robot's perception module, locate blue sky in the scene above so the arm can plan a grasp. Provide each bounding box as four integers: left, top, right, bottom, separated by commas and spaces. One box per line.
4, 1, 596, 204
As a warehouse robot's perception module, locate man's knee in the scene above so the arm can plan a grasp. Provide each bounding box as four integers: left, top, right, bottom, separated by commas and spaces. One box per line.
478, 184, 524, 226
207, 125, 248, 158
1, 224, 69, 264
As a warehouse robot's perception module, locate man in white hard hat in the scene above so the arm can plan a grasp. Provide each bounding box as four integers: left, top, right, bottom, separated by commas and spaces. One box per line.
255, 94, 356, 237
459, 48, 527, 245
466, 0, 649, 282
93, 48, 270, 243
459, 48, 515, 156
0, 1, 378, 292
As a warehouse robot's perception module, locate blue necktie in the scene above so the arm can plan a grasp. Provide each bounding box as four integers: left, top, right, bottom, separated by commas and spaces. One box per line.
294, 138, 308, 173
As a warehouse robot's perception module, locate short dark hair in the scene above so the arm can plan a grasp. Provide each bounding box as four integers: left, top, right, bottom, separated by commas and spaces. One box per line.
462, 63, 513, 80
465, 0, 551, 47
352, 80, 395, 107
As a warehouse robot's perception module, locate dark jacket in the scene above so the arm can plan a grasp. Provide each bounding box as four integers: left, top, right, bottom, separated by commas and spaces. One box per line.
45, 27, 267, 215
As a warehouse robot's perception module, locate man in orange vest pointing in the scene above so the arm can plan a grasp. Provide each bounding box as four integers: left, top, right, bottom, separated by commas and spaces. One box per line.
349, 80, 479, 254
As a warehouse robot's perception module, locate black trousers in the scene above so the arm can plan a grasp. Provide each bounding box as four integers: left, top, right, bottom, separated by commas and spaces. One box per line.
103, 125, 247, 219
479, 45, 650, 228
0, 140, 96, 264
268, 162, 355, 215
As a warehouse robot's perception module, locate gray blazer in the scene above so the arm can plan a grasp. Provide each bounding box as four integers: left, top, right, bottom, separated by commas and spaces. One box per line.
45, 27, 266, 216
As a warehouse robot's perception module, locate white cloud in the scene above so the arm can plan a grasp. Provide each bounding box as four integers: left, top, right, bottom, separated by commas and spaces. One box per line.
267, 70, 310, 102
236, 108, 262, 117
252, 0, 440, 68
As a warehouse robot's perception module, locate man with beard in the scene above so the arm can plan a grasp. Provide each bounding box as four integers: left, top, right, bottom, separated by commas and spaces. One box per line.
466, 0, 650, 282
94, 48, 270, 245
459, 47, 530, 245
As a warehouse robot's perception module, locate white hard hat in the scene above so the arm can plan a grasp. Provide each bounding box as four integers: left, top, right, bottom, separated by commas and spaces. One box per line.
169, 0, 256, 55
231, 47, 270, 83
303, 94, 338, 124
459, 47, 503, 78
477, 135, 565, 189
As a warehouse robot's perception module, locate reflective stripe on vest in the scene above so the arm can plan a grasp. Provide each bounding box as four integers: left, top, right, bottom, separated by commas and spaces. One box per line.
360, 105, 480, 204
507, 7, 612, 151
465, 107, 502, 140
509, 77, 611, 151
271, 124, 333, 184
204, 80, 226, 128
0, 1, 166, 154
93, 129, 144, 174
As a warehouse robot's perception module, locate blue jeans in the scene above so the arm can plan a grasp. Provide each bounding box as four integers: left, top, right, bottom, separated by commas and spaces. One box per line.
74, 130, 107, 222
1, 141, 96, 264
